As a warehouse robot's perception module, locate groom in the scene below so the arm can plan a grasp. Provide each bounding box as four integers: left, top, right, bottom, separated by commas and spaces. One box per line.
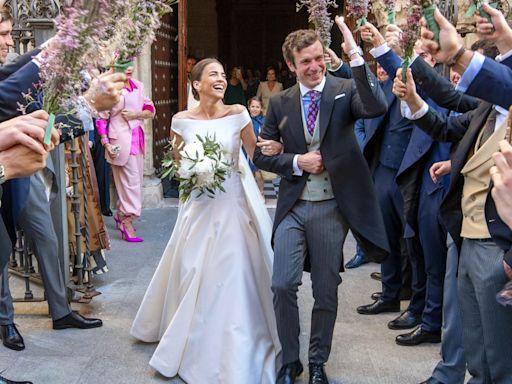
253, 17, 390, 384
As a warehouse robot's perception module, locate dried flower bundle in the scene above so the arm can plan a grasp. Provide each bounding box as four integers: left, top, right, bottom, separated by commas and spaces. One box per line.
383, 0, 397, 24
346, 0, 371, 30
38, 0, 118, 119
110, 0, 178, 67
296, 0, 339, 48
400, 0, 422, 82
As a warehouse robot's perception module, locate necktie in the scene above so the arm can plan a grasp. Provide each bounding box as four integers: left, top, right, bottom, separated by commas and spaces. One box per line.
478, 108, 498, 149
306, 90, 320, 136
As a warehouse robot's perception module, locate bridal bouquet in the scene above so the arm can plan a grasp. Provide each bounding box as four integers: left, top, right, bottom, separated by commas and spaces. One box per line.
161, 134, 231, 202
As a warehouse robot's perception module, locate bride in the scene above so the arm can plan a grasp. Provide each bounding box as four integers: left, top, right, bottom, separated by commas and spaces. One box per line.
130, 58, 282, 383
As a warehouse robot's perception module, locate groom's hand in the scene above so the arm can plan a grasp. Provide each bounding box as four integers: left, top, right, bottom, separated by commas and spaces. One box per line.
298, 150, 324, 174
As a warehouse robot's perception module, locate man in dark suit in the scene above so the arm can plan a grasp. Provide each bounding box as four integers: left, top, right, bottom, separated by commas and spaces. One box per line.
0, 5, 125, 352
253, 17, 389, 384
0, 110, 59, 384
394, 61, 512, 382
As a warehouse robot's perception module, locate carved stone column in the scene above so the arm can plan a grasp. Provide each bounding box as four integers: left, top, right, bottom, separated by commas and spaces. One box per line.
134, 44, 165, 208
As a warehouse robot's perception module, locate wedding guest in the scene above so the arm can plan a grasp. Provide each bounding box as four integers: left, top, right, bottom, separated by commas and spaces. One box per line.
245, 68, 260, 99
224, 66, 247, 105
491, 140, 512, 230
256, 67, 283, 114
186, 55, 198, 110
96, 64, 155, 243
246, 97, 265, 194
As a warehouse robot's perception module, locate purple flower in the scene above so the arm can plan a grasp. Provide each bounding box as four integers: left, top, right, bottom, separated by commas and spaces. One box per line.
296, 0, 338, 48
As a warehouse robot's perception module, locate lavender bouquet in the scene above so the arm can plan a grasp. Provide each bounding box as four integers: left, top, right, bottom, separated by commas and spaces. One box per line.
383, 0, 397, 24
400, 0, 422, 83
37, 0, 119, 143
296, 0, 339, 48
109, 0, 178, 71
347, 0, 371, 30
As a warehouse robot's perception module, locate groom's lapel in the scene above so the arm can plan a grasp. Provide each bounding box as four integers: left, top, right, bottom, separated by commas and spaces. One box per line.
319, 76, 337, 144
283, 85, 308, 154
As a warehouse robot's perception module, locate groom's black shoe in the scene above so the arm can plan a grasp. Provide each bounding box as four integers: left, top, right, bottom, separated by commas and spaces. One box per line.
309, 363, 329, 384
277, 360, 303, 384
53, 311, 103, 330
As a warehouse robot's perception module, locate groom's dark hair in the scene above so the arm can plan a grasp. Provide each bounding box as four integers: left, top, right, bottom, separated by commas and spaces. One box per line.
282, 29, 320, 66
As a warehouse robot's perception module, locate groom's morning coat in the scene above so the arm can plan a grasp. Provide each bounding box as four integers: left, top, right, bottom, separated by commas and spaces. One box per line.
253, 64, 390, 266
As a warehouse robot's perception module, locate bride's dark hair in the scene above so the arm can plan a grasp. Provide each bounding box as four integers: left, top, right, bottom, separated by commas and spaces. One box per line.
190, 58, 223, 101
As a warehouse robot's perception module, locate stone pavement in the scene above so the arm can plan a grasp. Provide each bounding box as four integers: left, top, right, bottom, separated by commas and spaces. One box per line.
1, 206, 446, 384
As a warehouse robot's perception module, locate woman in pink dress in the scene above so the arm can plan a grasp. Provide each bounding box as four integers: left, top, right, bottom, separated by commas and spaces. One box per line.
96, 65, 155, 242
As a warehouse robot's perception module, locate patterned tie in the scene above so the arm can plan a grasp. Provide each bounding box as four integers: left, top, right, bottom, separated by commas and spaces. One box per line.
306, 90, 320, 136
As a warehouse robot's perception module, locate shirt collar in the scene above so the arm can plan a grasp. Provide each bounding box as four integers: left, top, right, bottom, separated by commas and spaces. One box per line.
299, 76, 326, 97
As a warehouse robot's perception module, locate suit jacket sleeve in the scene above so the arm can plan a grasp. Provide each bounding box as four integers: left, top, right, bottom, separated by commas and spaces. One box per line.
329, 63, 353, 79
252, 99, 296, 179
412, 103, 475, 143
0, 61, 40, 122
466, 56, 512, 109
0, 49, 40, 81
350, 64, 388, 119
410, 56, 479, 113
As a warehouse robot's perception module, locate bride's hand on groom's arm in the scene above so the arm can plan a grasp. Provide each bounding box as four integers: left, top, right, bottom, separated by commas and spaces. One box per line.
257, 137, 282, 156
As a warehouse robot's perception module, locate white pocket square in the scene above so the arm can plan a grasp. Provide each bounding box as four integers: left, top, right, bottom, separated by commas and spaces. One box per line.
334, 93, 346, 100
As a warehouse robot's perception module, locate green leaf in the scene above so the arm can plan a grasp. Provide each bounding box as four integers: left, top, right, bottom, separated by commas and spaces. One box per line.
465, 3, 477, 17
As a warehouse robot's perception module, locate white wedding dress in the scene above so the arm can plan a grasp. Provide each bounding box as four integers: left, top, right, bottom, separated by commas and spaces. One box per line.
130, 110, 281, 383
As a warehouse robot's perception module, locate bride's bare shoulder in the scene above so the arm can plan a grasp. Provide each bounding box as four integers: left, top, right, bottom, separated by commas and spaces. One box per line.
227, 104, 246, 116
172, 111, 193, 120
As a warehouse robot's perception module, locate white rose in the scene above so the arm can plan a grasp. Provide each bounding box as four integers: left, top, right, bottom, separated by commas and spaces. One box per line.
178, 158, 195, 179
194, 157, 216, 186
180, 142, 205, 160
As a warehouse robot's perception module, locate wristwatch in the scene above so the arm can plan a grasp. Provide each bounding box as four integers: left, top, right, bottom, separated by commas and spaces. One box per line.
348, 47, 363, 59
0, 164, 6, 185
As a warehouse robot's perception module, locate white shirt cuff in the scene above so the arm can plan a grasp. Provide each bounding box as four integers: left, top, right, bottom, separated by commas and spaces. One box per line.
350, 56, 364, 67
401, 100, 429, 120
457, 51, 485, 93
293, 154, 303, 176
370, 43, 390, 58
496, 48, 512, 62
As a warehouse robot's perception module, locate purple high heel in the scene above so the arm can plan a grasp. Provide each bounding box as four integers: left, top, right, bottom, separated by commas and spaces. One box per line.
119, 223, 143, 243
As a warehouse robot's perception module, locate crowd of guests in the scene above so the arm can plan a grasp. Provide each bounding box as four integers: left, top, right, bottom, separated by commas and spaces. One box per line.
1, 0, 512, 382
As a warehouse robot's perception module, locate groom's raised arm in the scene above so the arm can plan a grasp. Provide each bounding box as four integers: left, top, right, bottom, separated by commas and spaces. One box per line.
253, 100, 296, 180
349, 63, 388, 119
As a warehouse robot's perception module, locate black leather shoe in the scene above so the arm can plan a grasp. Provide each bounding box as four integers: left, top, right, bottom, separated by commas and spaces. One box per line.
277, 360, 303, 384
357, 299, 400, 315
396, 326, 441, 346
388, 311, 421, 330
53, 311, 103, 330
370, 272, 381, 281
418, 378, 442, 384
0, 324, 25, 351
0, 375, 32, 384
101, 209, 113, 216
345, 252, 368, 269
309, 363, 328, 384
